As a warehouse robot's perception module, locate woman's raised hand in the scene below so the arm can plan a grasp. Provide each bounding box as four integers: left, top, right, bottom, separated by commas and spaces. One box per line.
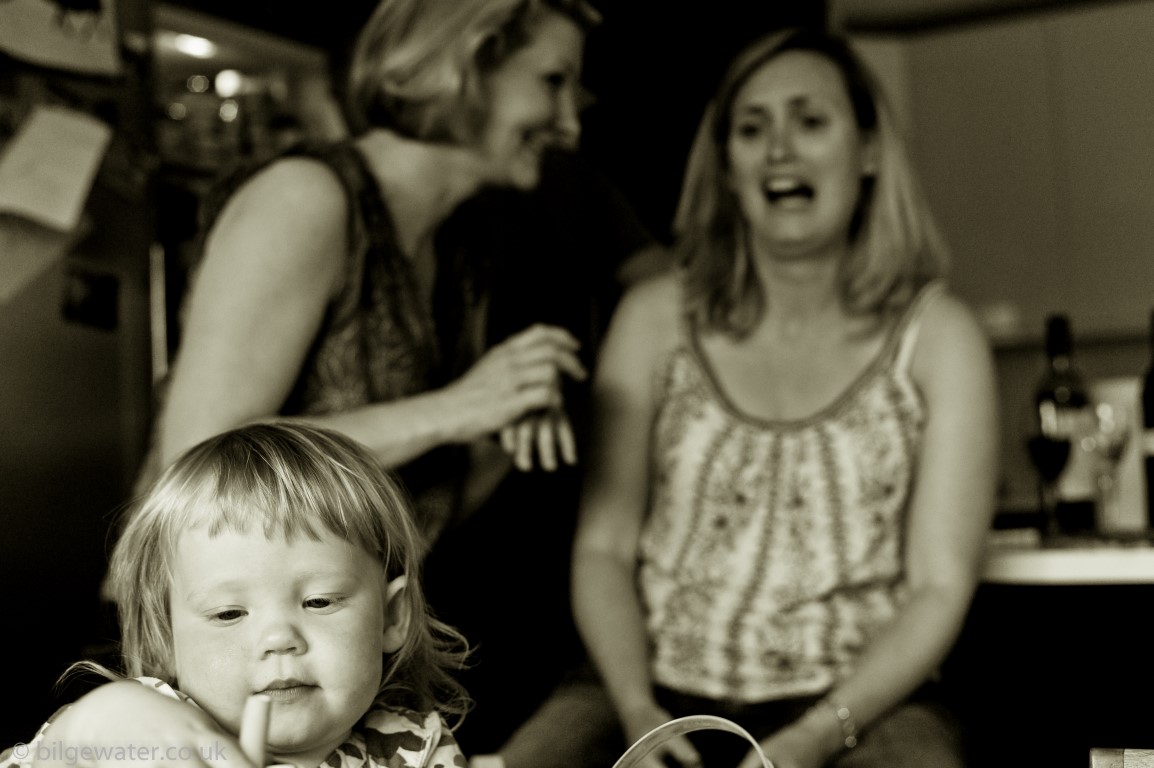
449, 324, 587, 441
500, 408, 578, 472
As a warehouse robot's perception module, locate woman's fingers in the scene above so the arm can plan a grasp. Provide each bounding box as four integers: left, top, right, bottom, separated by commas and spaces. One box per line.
555, 412, 578, 467
502, 326, 587, 382
457, 325, 585, 435
500, 424, 517, 455
500, 411, 579, 472
535, 416, 558, 472
508, 348, 586, 385
514, 418, 535, 472
506, 323, 581, 352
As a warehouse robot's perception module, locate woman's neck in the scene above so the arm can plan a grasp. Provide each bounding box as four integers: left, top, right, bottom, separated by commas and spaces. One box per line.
754, 250, 845, 330
745, 224, 854, 298
355, 129, 487, 260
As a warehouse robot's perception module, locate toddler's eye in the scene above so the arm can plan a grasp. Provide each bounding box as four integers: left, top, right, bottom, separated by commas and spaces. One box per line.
210, 608, 246, 623
304, 596, 347, 612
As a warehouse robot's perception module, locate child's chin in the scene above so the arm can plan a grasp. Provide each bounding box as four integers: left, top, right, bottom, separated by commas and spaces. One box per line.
267, 726, 347, 762
267, 741, 335, 768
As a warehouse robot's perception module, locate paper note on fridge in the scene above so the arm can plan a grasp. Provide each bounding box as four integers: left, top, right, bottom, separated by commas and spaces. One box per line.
0, 104, 113, 232
0, 0, 122, 76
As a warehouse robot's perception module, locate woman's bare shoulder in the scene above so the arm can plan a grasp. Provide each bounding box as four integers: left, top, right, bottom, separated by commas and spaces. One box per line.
911, 287, 994, 386
917, 288, 989, 349
604, 269, 682, 359
200, 156, 351, 294
615, 269, 683, 335
222, 155, 348, 221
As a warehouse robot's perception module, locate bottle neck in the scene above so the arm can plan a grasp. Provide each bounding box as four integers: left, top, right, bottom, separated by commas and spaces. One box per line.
1050, 353, 1072, 373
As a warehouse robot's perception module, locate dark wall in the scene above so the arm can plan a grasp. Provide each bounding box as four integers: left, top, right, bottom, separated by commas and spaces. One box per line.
580, 3, 827, 241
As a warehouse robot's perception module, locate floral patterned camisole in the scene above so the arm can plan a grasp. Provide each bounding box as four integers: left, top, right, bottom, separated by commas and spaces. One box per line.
638, 280, 945, 703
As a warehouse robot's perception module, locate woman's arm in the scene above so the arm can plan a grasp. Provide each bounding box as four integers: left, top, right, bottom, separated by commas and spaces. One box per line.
157, 158, 585, 470
571, 275, 698, 768
158, 158, 344, 465
752, 292, 1000, 768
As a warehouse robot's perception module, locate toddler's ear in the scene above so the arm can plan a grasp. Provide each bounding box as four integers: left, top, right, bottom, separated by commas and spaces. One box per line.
381, 575, 411, 653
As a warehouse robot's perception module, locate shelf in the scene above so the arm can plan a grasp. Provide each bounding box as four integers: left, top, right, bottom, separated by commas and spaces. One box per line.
990, 327, 1149, 353
984, 533, 1154, 584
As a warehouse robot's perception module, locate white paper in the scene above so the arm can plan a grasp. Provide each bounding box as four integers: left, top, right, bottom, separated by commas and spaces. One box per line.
0, 104, 113, 232
0, 0, 121, 76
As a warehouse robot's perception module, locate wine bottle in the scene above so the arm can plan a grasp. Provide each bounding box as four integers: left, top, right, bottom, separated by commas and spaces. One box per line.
1142, 308, 1154, 529
1034, 314, 1096, 535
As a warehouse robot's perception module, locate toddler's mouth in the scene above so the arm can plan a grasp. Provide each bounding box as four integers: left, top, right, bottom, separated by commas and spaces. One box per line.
258, 678, 315, 699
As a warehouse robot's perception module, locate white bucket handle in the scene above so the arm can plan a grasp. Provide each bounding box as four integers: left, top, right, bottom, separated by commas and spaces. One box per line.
611, 715, 775, 768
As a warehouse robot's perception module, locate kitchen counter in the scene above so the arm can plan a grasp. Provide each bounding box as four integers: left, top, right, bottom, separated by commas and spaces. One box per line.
984, 529, 1154, 584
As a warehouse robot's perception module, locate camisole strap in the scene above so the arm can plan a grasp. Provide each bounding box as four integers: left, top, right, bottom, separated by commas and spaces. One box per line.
894, 279, 948, 375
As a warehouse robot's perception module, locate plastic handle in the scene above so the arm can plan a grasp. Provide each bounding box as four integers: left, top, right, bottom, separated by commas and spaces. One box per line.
611, 715, 775, 768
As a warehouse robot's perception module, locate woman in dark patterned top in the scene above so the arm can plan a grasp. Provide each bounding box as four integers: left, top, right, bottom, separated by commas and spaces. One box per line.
147, 0, 605, 545
138, 3, 665, 766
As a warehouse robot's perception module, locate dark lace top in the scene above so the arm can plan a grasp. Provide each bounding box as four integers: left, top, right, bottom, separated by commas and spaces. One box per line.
195, 140, 486, 542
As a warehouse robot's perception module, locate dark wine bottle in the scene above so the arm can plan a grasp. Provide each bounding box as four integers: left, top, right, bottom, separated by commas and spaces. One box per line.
1034, 314, 1096, 535
1142, 308, 1154, 529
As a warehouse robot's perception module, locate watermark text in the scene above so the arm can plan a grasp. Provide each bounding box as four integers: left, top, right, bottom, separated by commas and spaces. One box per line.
10, 740, 228, 766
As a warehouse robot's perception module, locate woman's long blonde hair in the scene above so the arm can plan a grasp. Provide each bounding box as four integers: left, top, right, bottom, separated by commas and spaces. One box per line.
674, 27, 949, 337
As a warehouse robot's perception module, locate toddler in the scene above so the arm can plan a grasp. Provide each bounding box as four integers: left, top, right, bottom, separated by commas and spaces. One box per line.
2, 423, 471, 768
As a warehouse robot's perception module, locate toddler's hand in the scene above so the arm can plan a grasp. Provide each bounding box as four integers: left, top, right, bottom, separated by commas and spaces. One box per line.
29, 680, 252, 768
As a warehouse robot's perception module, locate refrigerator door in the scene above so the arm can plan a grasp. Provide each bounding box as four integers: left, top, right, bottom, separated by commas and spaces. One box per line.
0, 0, 155, 746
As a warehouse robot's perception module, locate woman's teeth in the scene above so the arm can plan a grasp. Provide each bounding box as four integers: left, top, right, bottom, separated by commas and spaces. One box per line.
764, 178, 814, 203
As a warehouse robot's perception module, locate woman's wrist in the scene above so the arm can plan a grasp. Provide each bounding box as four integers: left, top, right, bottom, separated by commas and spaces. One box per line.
820, 697, 859, 750
418, 385, 483, 445
617, 696, 666, 740
797, 695, 859, 755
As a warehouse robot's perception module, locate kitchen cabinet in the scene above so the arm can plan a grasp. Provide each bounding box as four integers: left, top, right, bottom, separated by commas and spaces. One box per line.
848, 0, 1154, 341
945, 581, 1154, 767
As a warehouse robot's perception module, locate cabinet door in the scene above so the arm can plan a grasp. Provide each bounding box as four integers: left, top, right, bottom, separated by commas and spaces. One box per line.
895, 2, 1154, 339
1046, 2, 1154, 336
906, 17, 1067, 339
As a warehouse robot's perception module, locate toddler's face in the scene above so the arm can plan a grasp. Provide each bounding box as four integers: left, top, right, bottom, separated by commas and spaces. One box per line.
169, 525, 399, 766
